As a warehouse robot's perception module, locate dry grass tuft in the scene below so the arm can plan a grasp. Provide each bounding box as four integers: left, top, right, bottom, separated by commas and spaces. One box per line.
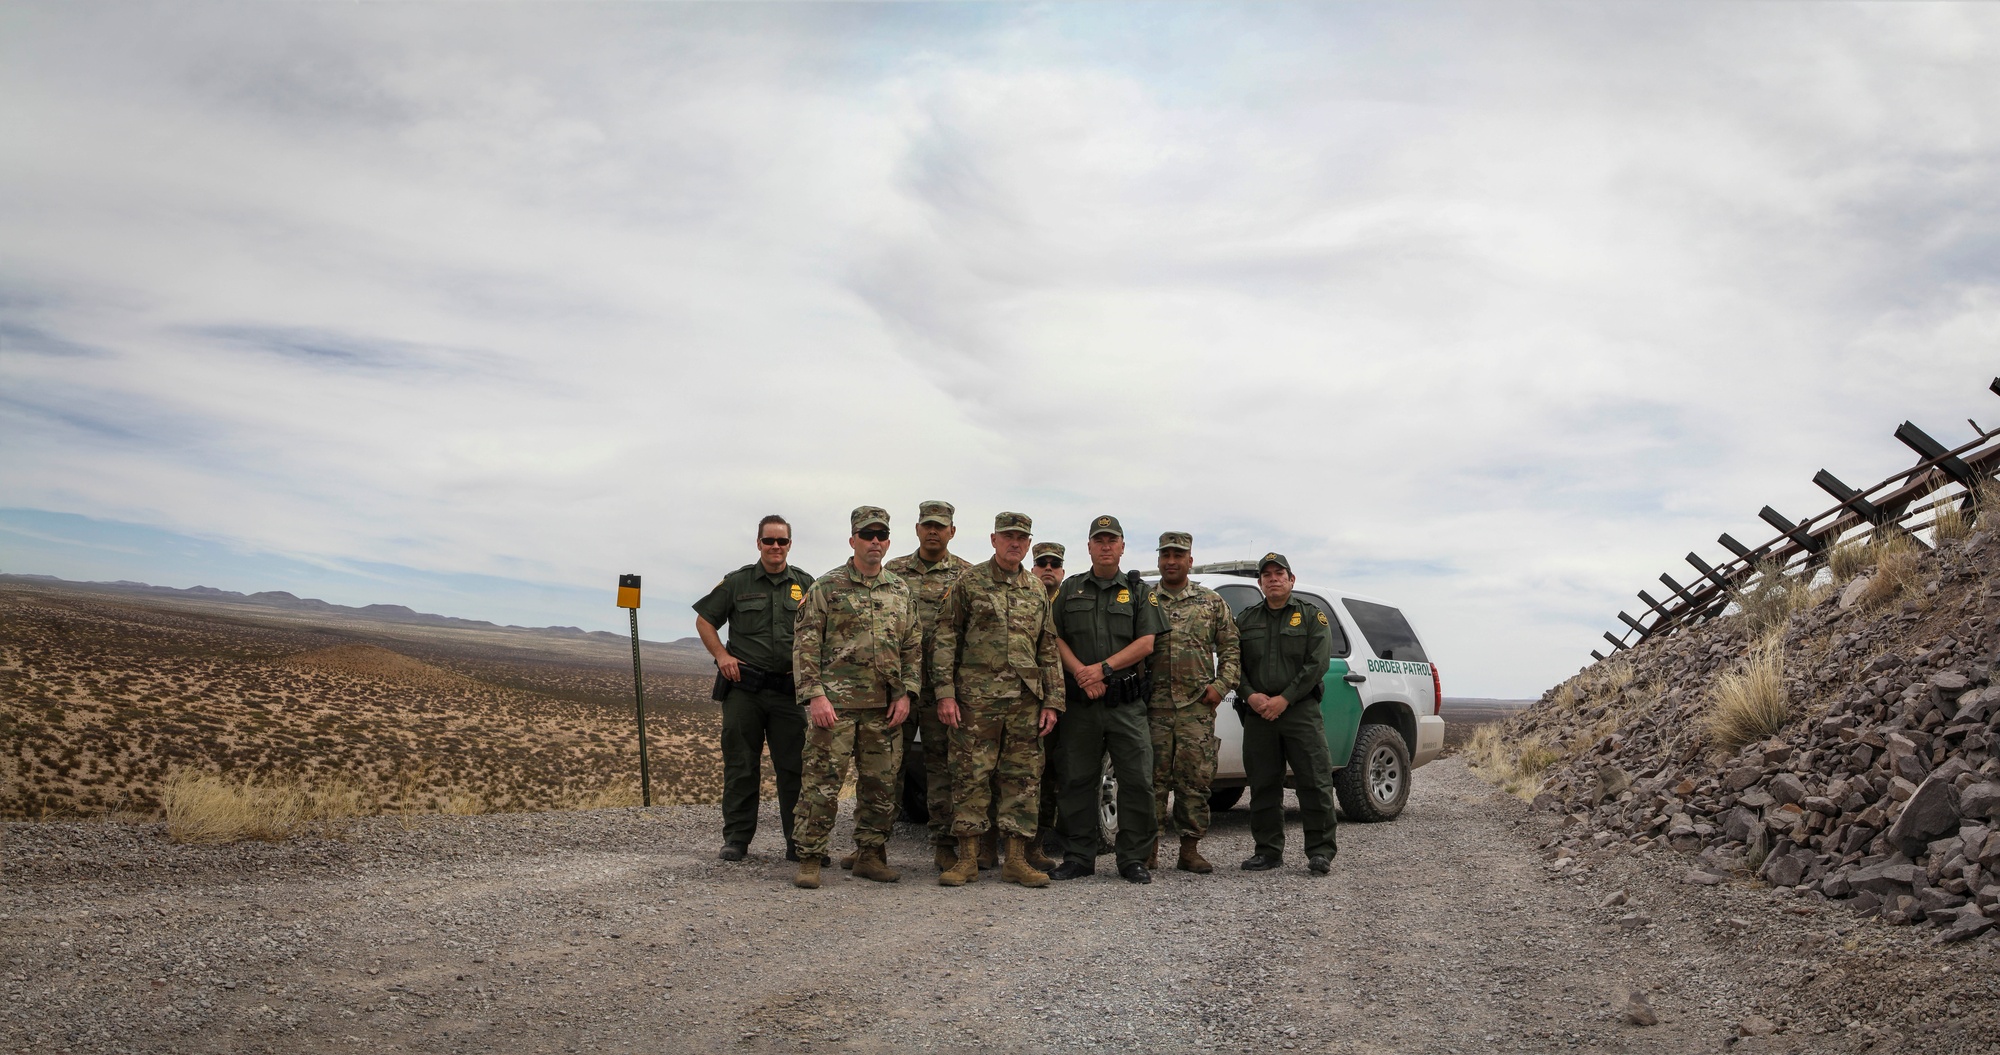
1828, 535, 1874, 581
563, 781, 644, 811
1466, 726, 1559, 799
162, 769, 362, 843
1933, 501, 1972, 545
1977, 479, 2000, 533
1705, 645, 1789, 750
1858, 534, 1921, 609
1730, 562, 1815, 635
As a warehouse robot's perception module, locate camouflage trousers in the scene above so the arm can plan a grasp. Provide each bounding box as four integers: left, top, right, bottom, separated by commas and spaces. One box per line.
1149, 705, 1220, 839
898, 701, 955, 844
792, 708, 905, 859
947, 696, 1044, 839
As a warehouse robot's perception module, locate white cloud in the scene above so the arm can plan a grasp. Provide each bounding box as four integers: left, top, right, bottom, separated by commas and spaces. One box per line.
3, 3, 1998, 695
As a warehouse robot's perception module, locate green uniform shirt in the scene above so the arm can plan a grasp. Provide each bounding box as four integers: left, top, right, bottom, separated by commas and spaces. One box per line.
792, 561, 922, 709
884, 550, 974, 697
1051, 569, 1169, 667
1234, 595, 1334, 706
1149, 581, 1243, 708
691, 562, 817, 674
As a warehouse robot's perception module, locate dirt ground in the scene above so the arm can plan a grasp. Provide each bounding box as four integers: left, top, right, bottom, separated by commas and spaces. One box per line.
9, 758, 1995, 1055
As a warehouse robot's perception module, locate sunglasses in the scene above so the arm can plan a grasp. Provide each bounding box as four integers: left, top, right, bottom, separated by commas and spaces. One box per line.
1034, 558, 1063, 568
759, 537, 791, 546
856, 529, 890, 542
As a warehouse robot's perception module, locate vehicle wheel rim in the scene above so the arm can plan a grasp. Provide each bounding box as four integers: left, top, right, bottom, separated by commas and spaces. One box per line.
1100, 756, 1118, 837
1368, 743, 1403, 804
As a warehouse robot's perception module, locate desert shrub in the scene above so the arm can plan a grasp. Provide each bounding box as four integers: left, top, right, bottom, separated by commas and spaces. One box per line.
1977, 479, 2000, 533
1466, 727, 1559, 799
1706, 645, 1788, 750
161, 769, 361, 843
1932, 501, 1971, 544
1730, 562, 1814, 634
1858, 534, 1921, 609
1828, 535, 1874, 580
565, 781, 644, 810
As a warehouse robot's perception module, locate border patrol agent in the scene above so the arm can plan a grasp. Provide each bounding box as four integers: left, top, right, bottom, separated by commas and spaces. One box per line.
1147, 531, 1241, 874
932, 512, 1062, 888
1234, 552, 1337, 875
882, 500, 974, 873
693, 514, 818, 862
789, 506, 920, 889
1050, 514, 1167, 883
1028, 540, 1067, 869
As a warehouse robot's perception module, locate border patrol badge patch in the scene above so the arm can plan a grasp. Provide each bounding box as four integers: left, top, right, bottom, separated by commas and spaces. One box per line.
1149, 592, 1159, 606
790, 583, 804, 602
1116, 588, 1131, 604
1316, 610, 1328, 625
1289, 611, 1303, 627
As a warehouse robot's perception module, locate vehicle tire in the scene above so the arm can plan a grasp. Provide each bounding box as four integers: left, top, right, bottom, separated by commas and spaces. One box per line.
1096, 753, 1118, 856
898, 749, 929, 825
1208, 786, 1244, 812
1334, 723, 1412, 822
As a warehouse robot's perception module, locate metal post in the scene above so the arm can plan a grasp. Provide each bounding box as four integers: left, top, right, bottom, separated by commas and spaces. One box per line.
630, 606, 652, 808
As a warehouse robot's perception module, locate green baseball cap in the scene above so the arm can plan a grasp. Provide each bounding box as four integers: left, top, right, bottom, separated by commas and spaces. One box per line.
851, 506, 891, 532
993, 511, 1033, 534
1258, 552, 1292, 574
1157, 531, 1192, 552
1032, 541, 1065, 563
917, 500, 955, 527
1087, 514, 1123, 539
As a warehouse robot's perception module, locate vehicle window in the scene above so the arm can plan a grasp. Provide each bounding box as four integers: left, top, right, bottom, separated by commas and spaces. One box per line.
1295, 592, 1350, 658
1219, 584, 1350, 658
1342, 598, 1428, 663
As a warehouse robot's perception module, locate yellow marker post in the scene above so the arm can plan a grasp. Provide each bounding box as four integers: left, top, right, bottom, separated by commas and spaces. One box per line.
617, 573, 652, 807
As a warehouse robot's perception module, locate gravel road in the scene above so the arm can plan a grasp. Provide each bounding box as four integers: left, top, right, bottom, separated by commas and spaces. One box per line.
5, 759, 1987, 1054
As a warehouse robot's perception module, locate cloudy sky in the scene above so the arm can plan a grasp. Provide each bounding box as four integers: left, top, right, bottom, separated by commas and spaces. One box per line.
3, 3, 1997, 697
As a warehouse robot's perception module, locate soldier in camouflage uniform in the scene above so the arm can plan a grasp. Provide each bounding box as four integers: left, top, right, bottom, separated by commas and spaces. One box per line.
789, 506, 922, 890
1146, 532, 1241, 874
882, 500, 975, 873
932, 512, 1062, 888
1028, 540, 1068, 869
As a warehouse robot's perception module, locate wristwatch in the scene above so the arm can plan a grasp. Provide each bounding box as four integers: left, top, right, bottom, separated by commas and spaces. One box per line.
1100, 661, 1116, 680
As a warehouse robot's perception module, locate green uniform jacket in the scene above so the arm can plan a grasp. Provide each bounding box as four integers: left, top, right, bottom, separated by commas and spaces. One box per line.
884, 551, 974, 698
792, 561, 923, 709
931, 558, 1063, 709
691, 562, 818, 674
1234, 595, 1333, 705
1149, 582, 1243, 708
1051, 569, 1170, 667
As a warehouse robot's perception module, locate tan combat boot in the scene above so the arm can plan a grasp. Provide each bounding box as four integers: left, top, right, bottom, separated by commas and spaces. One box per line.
933, 839, 957, 873
1177, 836, 1213, 874
938, 835, 980, 887
978, 831, 999, 870
839, 850, 856, 871
793, 859, 821, 889
1145, 838, 1159, 871
1025, 829, 1057, 871
1002, 836, 1050, 888
852, 845, 900, 883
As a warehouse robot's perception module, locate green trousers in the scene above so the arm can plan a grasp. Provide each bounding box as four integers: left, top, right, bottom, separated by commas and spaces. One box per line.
1038, 718, 1066, 852
719, 685, 805, 851
897, 699, 955, 845
1057, 699, 1156, 867
1241, 699, 1337, 860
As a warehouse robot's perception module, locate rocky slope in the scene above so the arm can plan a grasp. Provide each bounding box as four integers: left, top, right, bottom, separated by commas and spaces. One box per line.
1485, 529, 2000, 944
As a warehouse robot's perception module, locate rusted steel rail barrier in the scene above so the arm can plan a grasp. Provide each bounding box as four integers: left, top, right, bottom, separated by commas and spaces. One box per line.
1591, 377, 2000, 662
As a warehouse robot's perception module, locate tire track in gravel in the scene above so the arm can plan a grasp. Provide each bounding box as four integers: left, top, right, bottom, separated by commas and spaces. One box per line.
6, 759, 1897, 1054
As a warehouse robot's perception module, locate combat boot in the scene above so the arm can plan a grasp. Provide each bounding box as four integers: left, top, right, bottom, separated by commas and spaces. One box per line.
839, 850, 856, 871
1145, 838, 1159, 870
852, 845, 900, 883
1024, 829, 1057, 871
933, 839, 956, 873
793, 859, 821, 890
1177, 836, 1213, 874
978, 831, 998, 870
1002, 836, 1050, 888
938, 836, 980, 887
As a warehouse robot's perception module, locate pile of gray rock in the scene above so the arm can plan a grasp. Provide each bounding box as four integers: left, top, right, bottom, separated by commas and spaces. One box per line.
1504, 531, 2000, 942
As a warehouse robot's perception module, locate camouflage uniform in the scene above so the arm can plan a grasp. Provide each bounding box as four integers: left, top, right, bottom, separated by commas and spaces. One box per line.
790, 545, 923, 861
933, 531, 1062, 840
885, 527, 974, 848
1147, 566, 1241, 840
1031, 542, 1068, 852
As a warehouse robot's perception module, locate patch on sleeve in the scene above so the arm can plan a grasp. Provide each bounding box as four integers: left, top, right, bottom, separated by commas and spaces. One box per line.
1316, 610, 1328, 625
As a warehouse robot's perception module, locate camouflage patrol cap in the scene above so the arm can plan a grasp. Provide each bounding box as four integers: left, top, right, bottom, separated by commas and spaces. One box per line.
993, 511, 1033, 534
850, 505, 891, 532
917, 500, 955, 527
1032, 541, 1065, 563
1258, 552, 1292, 574
1157, 531, 1192, 552
1087, 514, 1123, 539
